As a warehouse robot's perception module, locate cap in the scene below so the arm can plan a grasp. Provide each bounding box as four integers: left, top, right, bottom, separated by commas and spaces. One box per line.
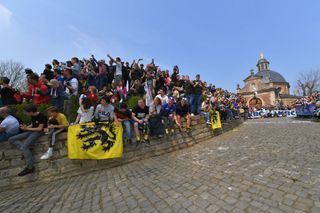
169, 96, 175, 101
0, 77, 10, 84
47, 79, 59, 88
25, 68, 33, 74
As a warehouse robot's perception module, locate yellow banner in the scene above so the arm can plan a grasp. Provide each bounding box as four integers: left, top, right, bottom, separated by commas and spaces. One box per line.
211, 111, 222, 130
68, 121, 123, 159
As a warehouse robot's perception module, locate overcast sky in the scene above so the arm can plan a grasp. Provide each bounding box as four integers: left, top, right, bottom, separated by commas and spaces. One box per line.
1, 0, 320, 92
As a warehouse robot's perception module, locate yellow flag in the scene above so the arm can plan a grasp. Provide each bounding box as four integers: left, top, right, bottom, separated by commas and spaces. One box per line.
68, 121, 123, 159
211, 111, 222, 130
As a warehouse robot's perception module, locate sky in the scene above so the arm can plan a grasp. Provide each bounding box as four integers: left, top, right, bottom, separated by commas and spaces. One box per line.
1, 0, 320, 92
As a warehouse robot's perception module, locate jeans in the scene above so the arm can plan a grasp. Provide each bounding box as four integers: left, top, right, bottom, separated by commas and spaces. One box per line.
201, 112, 210, 123
122, 120, 133, 140
187, 94, 193, 111
162, 116, 175, 129
226, 108, 234, 120
193, 94, 202, 114
189, 94, 202, 114
0, 132, 13, 142
114, 75, 122, 86
97, 75, 107, 90
9, 131, 43, 168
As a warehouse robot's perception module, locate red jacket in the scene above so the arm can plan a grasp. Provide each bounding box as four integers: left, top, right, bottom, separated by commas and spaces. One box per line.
24, 80, 50, 105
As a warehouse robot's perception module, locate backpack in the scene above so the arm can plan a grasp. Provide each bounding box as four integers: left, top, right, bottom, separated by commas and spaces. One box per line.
2, 86, 22, 104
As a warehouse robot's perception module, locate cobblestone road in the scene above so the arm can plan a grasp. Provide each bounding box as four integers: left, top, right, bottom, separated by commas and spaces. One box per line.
1, 118, 320, 213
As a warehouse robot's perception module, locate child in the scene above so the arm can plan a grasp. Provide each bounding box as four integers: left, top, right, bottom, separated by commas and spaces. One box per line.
40, 107, 69, 160
74, 97, 94, 124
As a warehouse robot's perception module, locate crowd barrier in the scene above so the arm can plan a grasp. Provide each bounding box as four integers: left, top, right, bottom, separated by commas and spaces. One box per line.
295, 104, 316, 117
249, 110, 296, 119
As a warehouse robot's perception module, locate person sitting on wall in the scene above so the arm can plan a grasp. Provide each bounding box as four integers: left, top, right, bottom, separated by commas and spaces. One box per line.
0, 107, 20, 142
40, 107, 69, 160
9, 105, 47, 176
74, 96, 94, 124
161, 96, 177, 135
201, 98, 212, 125
176, 98, 191, 132
94, 96, 117, 122
155, 88, 169, 106
132, 99, 150, 145
115, 103, 133, 144
148, 97, 164, 137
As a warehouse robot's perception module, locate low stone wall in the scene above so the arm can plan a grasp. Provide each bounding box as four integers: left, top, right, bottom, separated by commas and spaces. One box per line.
0, 116, 243, 190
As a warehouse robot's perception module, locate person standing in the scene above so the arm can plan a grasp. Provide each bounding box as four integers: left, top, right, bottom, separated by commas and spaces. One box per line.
9, 105, 47, 176
0, 77, 18, 106
192, 74, 204, 115
45, 79, 69, 112
107, 54, 122, 86
23, 73, 50, 105
62, 67, 79, 96
183, 75, 194, 111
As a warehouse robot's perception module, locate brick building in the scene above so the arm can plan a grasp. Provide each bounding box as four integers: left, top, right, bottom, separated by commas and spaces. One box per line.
237, 53, 298, 108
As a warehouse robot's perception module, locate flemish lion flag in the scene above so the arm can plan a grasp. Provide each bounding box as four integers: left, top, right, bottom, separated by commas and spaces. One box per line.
211, 111, 222, 130
68, 121, 123, 159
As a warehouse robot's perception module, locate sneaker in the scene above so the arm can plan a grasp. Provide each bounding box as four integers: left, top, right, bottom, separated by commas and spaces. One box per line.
170, 128, 175, 135
165, 128, 169, 135
143, 135, 149, 141
40, 148, 53, 160
40, 152, 52, 160
206, 121, 211, 125
158, 135, 164, 138
191, 113, 195, 116
18, 167, 35, 176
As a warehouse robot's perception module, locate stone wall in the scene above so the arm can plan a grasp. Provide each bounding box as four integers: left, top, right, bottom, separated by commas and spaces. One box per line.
0, 116, 243, 190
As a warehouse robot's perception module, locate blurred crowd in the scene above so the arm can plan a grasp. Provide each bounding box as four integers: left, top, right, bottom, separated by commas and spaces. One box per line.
295, 91, 320, 105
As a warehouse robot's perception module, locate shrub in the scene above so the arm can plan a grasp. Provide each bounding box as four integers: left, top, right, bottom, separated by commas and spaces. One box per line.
63, 95, 80, 122
126, 95, 143, 109
8, 103, 50, 124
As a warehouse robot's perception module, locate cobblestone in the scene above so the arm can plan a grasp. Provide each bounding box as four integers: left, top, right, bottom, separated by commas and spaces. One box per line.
0, 118, 319, 212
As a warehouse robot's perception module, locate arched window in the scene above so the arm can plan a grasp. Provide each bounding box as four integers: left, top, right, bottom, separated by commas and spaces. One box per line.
251, 83, 257, 91
249, 97, 263, 108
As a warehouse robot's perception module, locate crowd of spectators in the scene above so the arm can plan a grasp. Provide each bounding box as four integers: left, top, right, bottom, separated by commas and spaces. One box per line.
295, 91, 320, 105
295, 91, 320, 118
0, 54, 246, 176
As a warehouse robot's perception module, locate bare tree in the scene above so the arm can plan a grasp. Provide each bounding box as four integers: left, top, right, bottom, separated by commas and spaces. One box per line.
0, 60, 26, 91
295, 69, 320, 96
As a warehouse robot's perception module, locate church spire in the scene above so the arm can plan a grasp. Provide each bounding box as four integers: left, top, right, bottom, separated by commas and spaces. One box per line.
260, 52, 264, 59
257, 52, 270, 71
